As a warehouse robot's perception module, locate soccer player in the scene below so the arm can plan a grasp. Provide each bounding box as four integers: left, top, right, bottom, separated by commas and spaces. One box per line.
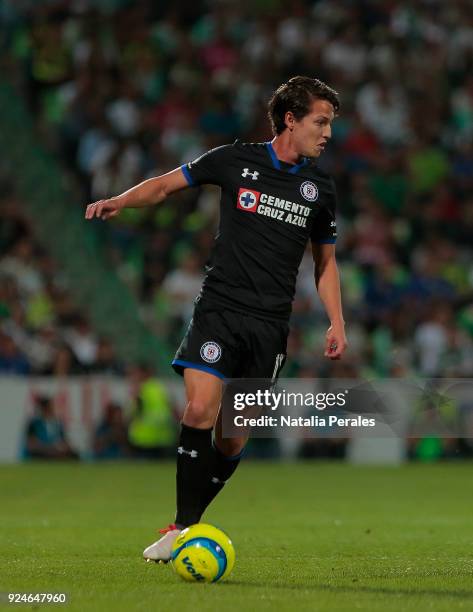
85, 76, 347, 562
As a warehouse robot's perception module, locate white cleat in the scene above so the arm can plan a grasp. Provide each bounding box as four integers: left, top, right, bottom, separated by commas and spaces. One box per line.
143, 524, 181, 564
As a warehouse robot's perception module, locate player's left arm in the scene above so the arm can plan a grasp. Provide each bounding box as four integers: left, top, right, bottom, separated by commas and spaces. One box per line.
312, 243, 347, 360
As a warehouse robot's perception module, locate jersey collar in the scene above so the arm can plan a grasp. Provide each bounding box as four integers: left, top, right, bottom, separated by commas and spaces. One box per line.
265, 142, 309, 175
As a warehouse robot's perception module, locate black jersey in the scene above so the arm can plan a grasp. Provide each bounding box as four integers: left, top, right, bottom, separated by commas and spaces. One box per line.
181, 141, 337, 322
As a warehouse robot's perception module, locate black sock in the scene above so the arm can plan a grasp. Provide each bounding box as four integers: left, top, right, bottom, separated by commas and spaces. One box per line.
175, 423, 213, 527
199, 441, 244, 518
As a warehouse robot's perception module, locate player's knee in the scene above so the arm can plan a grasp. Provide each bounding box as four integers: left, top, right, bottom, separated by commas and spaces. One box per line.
183, 399, 215, 428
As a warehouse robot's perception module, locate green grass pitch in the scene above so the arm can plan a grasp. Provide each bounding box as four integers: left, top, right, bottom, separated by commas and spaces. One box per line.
1, 461, 472, 611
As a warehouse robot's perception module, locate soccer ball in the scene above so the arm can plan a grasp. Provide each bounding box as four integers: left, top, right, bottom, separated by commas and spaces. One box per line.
171, 523, 235, 583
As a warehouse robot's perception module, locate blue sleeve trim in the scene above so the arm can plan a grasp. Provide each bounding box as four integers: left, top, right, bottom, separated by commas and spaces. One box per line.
172, 359, 227, 381
312, 238, 337, 244
180, 164, 196, 187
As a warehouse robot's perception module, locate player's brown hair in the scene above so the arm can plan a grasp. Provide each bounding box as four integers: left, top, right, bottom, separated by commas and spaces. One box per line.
267, 76, 340, 135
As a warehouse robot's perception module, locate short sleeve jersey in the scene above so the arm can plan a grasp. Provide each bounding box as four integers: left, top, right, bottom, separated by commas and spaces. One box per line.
181, 141, 338, 321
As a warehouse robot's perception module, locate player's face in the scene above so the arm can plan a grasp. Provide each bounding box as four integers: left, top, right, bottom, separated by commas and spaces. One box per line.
291, 99, 335, 158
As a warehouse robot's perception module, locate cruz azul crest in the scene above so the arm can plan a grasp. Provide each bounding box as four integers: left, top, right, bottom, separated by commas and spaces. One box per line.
300, 181, 318, 202
200, 341, 222, 363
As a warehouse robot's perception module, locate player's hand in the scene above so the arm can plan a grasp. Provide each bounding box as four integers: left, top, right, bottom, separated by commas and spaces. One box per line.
85, 197, 124, 220
324, 323, 348, 360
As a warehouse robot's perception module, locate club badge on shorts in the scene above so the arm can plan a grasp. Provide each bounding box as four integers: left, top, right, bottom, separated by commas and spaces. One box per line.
200, 341, 222, 363
300, 181, 318, 202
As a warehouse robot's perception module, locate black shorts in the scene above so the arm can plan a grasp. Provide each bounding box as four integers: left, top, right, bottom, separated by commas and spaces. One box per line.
172, 300, 289, 381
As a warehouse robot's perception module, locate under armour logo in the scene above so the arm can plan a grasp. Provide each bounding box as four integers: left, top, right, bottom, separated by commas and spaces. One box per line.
178, 446, 198, 458
242, 168, 259, 180
211, 476, 227, 485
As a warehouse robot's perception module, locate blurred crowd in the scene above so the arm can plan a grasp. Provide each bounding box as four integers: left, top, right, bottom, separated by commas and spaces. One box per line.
1, 0, 473, 379
23, 365, 178, 460
0, 192, 125, 374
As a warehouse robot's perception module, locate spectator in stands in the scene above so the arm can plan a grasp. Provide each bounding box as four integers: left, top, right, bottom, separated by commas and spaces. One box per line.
23, 396, 79, 460
128, 365, 177, 459
63, 315, 98, 373
92, 402, 130, 460
92, 338, 123, 375
0, 331, 30, 375
161, 251, 204, 326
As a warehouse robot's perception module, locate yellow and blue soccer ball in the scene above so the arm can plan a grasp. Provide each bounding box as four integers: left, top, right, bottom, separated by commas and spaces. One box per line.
171, 523, 235, 583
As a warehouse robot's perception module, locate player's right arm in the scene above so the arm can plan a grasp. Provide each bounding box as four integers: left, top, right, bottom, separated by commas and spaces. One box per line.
84, 167, 189, 220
